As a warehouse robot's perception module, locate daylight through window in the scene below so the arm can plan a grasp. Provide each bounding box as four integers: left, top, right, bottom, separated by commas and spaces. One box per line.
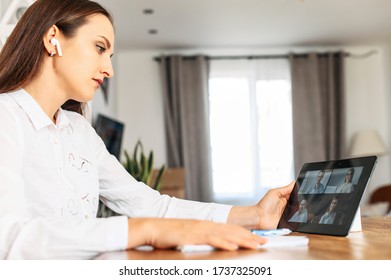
209, 59, 294, 204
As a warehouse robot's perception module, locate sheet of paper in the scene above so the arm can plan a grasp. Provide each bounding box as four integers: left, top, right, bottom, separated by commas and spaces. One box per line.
259, 236, 309, 248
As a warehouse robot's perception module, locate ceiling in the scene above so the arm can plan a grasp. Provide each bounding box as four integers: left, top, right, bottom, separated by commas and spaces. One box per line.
97, 0, 391, 50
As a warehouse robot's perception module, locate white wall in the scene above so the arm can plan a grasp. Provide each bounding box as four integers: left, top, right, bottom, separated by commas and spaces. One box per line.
344, 45, 391, 203
116, 50, 167, 166
113, 45, 391, 203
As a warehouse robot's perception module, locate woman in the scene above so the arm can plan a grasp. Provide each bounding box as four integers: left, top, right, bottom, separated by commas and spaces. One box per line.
0, 0, 294, 259
336, 168, 355, 193
319, 197, 338, 224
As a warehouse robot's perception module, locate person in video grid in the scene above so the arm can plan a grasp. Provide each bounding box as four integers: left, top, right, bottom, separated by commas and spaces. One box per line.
319, 197, 338, 224
305, 170, 326, 194
336, 168, 355, 193
288, 199, 309, 223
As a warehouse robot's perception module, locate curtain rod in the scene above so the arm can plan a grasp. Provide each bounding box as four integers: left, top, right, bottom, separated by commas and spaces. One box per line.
154, 50, 377, 62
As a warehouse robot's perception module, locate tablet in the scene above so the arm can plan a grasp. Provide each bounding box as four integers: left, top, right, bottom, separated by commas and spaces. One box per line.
278, 156, 377, 236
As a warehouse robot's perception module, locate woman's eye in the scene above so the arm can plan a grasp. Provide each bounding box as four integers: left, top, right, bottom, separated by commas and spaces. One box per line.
96, 45, 106, 53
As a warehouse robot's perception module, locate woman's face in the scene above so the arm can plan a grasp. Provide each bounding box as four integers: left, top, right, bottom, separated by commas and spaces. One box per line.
54, 14, 114, 103
345, 170, 353, 182
329, 199, 337, 212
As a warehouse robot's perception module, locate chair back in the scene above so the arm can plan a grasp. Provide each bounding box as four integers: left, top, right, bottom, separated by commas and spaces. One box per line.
370, 184, 391, 212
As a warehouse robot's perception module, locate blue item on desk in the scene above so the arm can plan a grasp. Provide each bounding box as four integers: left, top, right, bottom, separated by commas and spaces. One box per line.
251, 228, 292, 236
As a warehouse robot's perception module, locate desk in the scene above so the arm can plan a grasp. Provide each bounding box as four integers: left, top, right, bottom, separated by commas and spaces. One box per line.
96, 217, 391, 260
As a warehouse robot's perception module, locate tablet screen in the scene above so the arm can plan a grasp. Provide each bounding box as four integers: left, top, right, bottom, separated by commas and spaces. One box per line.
278, 156, 377, 236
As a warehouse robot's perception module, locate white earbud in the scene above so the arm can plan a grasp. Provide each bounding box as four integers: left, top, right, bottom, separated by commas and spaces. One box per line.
50, 38, 63, 57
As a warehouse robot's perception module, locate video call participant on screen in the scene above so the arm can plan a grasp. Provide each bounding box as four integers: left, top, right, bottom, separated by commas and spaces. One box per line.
305, 170, 326, 194
336, 168, 355, 193
288, 199, 309, 223
319, 197, 338, 224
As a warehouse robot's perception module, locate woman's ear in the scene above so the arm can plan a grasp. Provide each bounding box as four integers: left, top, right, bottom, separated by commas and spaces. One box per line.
43, 25, 61, 57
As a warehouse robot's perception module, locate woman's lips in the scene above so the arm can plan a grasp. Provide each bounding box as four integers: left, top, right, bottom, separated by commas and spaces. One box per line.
93, 78, 103, 87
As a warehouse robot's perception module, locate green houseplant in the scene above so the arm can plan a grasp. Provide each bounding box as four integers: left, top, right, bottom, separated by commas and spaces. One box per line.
122, 140, 166, 191
97, 139, 166, 218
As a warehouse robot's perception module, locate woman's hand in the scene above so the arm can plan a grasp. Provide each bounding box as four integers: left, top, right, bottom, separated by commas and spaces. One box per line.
127, 218, 266, 251
227, 181, 295, 230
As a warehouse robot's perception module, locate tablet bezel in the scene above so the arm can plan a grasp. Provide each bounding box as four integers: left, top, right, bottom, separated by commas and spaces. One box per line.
278, 156, 377, 236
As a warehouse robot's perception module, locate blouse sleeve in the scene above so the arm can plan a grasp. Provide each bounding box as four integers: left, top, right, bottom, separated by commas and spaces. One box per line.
92, 126, 232, 223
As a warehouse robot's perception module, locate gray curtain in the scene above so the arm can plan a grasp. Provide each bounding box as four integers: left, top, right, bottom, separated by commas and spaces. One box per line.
290, 52, 346, 173
159, 55, 213, 202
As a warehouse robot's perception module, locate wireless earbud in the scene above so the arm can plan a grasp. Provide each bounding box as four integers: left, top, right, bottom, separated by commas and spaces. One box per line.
50, 38, 63, 57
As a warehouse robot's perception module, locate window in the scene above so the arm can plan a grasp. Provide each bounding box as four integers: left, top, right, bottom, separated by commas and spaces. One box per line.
209, 59, 294, 204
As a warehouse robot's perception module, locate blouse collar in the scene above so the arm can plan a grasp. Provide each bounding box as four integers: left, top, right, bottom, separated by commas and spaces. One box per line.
7, 88, 71, 131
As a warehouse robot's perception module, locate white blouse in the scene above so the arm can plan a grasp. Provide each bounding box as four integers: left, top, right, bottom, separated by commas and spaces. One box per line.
0, 89, 232, 259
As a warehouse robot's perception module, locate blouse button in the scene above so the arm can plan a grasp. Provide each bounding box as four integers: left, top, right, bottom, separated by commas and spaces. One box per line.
85, 214, 90, 219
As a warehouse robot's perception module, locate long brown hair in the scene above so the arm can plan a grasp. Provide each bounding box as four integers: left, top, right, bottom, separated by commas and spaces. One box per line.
0, 0, 113, 115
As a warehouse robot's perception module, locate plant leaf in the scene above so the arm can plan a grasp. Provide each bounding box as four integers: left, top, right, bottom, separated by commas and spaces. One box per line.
153, 165, 166, 191
123, 140, 164, 189
123, 150, 130, 172
145, 151, 153, 185
139, 152, 147, 183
